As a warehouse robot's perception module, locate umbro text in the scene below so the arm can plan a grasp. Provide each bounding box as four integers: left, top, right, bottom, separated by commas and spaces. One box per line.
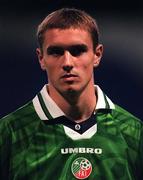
61, 147, 102, 154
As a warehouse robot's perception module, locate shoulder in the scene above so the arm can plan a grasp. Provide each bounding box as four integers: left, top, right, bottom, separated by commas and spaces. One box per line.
0, 101, 42, 178
111, 104, 143, 141
0, 101, 40, 137
113, 104, 142, 125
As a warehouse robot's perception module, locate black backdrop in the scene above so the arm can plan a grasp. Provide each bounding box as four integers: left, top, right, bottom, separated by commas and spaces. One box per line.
0, 0, 143, 120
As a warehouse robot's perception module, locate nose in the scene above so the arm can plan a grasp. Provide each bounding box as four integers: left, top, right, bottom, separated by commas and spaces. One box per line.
62, 51, 74, 72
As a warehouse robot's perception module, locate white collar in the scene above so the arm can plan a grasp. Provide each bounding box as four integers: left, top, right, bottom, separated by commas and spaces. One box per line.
33, 84, 115, 120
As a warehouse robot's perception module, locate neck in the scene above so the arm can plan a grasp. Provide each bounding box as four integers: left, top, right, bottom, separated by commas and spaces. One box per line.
47, 83, 97, 123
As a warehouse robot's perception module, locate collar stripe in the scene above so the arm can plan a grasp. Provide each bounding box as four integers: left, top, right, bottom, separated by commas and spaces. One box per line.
37, 93, 53, 120
103, 93, 110, 109
33, 85, 115, 121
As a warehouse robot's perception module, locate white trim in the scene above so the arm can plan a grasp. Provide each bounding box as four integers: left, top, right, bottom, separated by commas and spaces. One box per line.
63, 124, 97, 140
40, 85, 65, 118
95, 85, 106, 109
32, 95, 47, 120
33, 84, 115, 120
95, 85, 115, 110
106, 96, 115, 109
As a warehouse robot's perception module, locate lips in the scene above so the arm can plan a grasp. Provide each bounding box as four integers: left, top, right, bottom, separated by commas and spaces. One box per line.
61, 74, 78, 78
60, 74, 78, 81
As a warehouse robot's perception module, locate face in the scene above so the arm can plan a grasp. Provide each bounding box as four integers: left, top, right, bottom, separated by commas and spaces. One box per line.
37, 28, 103, 95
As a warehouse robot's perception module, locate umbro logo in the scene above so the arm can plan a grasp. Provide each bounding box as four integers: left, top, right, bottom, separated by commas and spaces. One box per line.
61, 147, 102, 154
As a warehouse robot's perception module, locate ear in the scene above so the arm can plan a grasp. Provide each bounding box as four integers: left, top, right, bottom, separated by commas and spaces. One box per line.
93, 44, 103, 68
36, 48, 46, 70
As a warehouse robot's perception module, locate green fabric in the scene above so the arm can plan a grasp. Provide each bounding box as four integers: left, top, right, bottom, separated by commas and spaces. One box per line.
0, 102, 143, 179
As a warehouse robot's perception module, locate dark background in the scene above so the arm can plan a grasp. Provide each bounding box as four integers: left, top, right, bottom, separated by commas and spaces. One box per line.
0, 0, 143, 120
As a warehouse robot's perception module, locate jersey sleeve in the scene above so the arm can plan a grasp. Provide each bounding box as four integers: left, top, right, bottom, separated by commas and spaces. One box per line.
0, 117, 12, 179
138, 124, 143, 178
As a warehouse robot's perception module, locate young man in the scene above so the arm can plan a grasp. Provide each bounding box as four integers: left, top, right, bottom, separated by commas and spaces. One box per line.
0, 8, 142, 180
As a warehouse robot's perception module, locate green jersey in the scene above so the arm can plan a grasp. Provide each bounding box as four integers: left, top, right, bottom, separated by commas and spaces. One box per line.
0, 85, 143, 180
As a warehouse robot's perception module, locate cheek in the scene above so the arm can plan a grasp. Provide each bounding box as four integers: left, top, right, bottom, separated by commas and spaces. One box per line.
82, 59, 94, 72
45, 63, 59, 79
44, 59, 56, 71
79, 66, 94, 80
81, 54, 95, 67
80, 61, 94, 78
47, 67, 56, 76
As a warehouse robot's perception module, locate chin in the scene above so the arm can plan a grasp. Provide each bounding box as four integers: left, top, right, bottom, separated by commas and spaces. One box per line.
60, 85, 83, 97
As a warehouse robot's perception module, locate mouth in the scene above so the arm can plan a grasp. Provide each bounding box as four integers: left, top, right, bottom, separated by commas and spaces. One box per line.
60, 74, 78, 82
61, 74, 78, 78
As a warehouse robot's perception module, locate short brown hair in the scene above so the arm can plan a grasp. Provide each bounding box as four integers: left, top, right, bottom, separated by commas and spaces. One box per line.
37, 8, 100, 50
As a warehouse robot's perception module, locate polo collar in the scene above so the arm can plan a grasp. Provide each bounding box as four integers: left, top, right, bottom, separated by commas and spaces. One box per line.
33, 84, 115, 120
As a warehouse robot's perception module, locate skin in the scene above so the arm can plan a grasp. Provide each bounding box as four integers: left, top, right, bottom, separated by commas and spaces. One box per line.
37, 28, 103, 122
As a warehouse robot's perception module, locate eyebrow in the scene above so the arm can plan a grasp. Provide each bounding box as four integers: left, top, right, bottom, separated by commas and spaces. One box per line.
47, 44, 88, 52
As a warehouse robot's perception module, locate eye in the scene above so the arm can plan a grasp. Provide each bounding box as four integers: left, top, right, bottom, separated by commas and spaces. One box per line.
69, 45, 88, 57
47, 47, 64, 56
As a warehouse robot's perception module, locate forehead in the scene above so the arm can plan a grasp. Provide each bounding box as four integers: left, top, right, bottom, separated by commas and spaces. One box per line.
43, 28, 93, 48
